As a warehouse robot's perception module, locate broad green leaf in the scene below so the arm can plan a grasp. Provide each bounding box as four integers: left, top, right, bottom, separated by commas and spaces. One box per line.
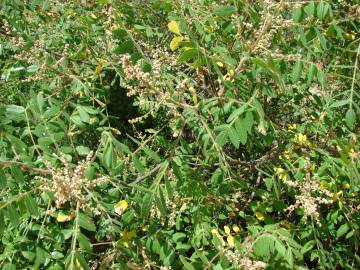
215, 130, 228, 147
11, 164, 24, 183
143, 146, 161, 162
113, 40, 134, 54
292, 61, 303, 82
7, 204, 20, 227
172, 232, 187, 242
253, 235, 276, 257
330, 99, 350, 108
177, 48, 200, 63
336, 223, 350, 238
78, 232, 92, 251
133, 155, 145, 174
78, 213, 96, 232
227, 105, 246, 123
0, 210, 5, 236
6, 105, 25, 122
74, 251, 90, 270
304, 2, 315, 17
228, 126, 240, 149
234, 117, 248, 145
345, 108, 356, 129
214, 6, 235, 17
23, 195, 39, 216
292, 7, 303, 22
179, 255, 196, 270
0, 168, 7, 189
76, 146, 91, 156
154, 194, 167, 216
141, 193, 153, 218
301, 240, 316, 254
77, 106, 90, 123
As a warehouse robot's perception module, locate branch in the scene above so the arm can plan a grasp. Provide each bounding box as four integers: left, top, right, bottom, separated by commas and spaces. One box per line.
215, 140, 282, 170
0, 160, 51, 175
130, 162, 163, 185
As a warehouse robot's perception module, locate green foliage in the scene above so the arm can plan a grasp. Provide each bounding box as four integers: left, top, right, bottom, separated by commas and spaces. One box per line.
0, 0, 359, 269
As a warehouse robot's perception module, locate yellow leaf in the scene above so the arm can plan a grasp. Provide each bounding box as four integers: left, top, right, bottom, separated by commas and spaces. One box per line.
232, 224, 240, 233
98, 58, 105, 66
95, 65, 102, 74
94, 98, 106, 107
168, 20, 180, 35
227, 235, 235, 247
114, 200, 128, 215
224, 225, 231, 235
122, 230, 136, 241
293, 133, 307, 145
170, 36, 183, 51
192, 94, 198, 104
332, 191, 343, 202
56, 213, 72, 223
112, 23, 120, 30
255, 211, 265, 221
343, 183, 350, 189
90, 13, 97, 19
280, 220, 291, 230
216, 61, 224, 67
76, 259, 83, 269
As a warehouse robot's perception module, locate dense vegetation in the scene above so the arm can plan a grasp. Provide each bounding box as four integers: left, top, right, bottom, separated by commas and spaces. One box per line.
0, 0, 359, 269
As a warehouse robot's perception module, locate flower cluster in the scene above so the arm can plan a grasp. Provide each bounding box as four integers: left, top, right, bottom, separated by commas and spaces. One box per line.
39, 152, 108, 213
224, 249, 267, 270
285, 174, 334, 224
120, 54, 163, 98
149, 191, 188, 227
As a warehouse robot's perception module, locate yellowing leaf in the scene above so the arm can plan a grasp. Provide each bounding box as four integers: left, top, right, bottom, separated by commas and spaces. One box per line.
170, 36, 183, 51
90, 13, 97, 19
332, 191, 343, 202
280, 220, 291, 229
192, 94, 198, 104
95, 65, 103, 74
227, 235, 235, 247
114, 200, 128, 215
232, 224, 240, 233
255, 211, 265, 221
216, 61, 224, 67
168, 20, 181, 35
343, 182, 350, 189
56, 213, 72, 223
224, 225, 231, 235
122, 230, 136, 241
76, 259, 82, 269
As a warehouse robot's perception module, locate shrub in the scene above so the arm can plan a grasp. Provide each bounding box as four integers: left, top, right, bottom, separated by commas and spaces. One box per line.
0, 1, 359, 269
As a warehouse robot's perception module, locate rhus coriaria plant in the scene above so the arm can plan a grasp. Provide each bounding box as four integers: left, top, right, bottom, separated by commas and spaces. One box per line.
0, 0, 359, 269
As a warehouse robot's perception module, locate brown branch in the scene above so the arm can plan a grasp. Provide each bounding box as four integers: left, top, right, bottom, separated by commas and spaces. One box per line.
0, 160, 51, 175
214, 140, 282, 170
130, 162, 163, 185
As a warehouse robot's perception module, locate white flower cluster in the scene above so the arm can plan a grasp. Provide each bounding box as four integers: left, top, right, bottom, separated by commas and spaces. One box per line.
285, 174, 333, 224
225, 249, 267, 270
39, 151, 108, 213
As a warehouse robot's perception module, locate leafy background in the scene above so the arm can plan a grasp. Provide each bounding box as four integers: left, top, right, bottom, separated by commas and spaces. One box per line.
0, 0, 359, 269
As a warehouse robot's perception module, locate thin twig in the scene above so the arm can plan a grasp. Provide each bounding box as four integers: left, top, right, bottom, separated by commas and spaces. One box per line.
0, 160, 51, 175
130, 162, 163, 185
